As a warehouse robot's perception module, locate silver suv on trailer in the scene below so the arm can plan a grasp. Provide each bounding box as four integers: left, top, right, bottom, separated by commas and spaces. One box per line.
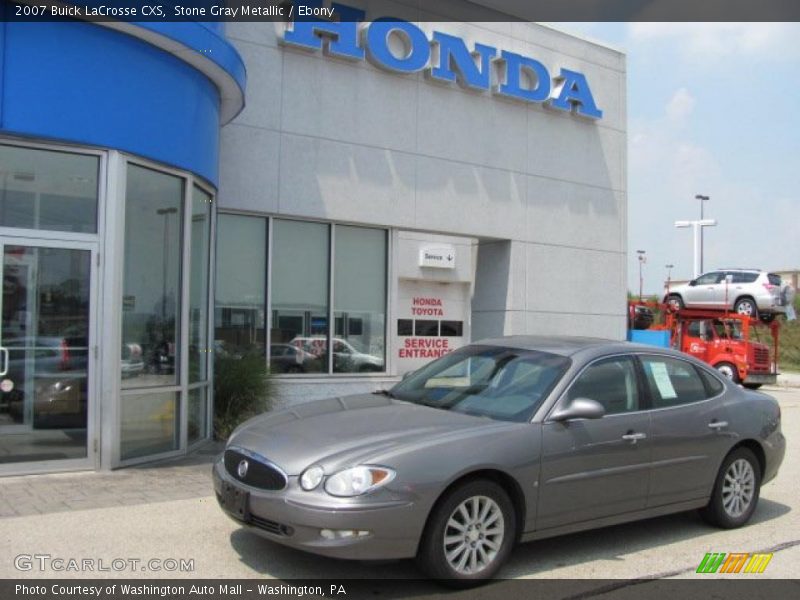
665, 269, 793, 321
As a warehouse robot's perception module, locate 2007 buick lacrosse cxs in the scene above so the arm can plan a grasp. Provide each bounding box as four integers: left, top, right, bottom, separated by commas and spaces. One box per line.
213, 336, 785, 585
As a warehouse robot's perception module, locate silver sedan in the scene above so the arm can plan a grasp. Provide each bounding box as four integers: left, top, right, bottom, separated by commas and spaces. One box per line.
213, 336, 785, 585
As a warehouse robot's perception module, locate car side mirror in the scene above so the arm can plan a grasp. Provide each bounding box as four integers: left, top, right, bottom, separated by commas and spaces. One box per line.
688, 279, 697, 287
550, 398, 606, 422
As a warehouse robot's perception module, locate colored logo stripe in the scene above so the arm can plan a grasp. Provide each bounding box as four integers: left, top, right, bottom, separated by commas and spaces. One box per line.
697, 552, 773, 574
697, 553, 727, 573
744, 553, 773, 573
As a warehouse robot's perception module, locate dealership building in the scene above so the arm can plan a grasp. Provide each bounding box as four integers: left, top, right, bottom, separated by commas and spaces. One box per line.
0, 3, 626, 474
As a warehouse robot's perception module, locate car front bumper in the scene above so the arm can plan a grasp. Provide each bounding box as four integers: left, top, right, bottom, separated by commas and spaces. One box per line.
212, 459, 422, 560
744, 373, 778, 385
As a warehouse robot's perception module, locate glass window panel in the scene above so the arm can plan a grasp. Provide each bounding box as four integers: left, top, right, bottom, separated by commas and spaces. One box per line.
121, 164, 183, 388
640, 356, 710, 408
120, 392, 179, 460
189, 187, 212, 382
271, 220, 329, 374
415, 320, 439, 336
0, 144, 98, 233
440, 320, 464, 336
214, 214, 266, 357
0, 246, 91, 463
397, 319, 413, 336
188, 386, 208, 444
567, 357, 640, 415
333, 226, 386, 373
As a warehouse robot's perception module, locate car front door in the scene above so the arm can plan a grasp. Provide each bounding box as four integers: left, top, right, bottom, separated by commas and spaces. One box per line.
537, 355, 651, 530
638, 354, 731, 507
686, 272, 723, 307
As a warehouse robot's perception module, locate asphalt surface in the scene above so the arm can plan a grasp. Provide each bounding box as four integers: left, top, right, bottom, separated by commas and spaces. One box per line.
0, 388, 797, 582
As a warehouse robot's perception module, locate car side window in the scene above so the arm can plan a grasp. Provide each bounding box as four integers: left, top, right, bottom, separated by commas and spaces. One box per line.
695, 272, 720, 285
640, 355, 709, 408
697, 367, 725, 396
732, 272, 758, 284
567, 357, 640, 415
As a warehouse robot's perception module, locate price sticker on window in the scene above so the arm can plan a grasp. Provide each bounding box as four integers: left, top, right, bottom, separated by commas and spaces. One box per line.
648, 362, 677, 400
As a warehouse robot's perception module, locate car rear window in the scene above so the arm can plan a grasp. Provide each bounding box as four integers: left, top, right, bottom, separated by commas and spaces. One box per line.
768, 273, 782, 286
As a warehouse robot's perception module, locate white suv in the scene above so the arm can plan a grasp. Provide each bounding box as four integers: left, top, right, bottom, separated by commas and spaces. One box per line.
664, 269, 795, 322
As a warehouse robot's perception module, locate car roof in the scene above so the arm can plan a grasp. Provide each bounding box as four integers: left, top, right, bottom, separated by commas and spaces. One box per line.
710, 268, 762, 273
475, 335, 656, 358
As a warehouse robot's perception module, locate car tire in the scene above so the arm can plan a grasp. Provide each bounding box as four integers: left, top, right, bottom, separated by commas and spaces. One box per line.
715, 362, 741, 384
666, 294, 684, 311
700, 447, 761, 529
743, 383, 763, 390
734, 297, 759, 319
416, 479, 516, 587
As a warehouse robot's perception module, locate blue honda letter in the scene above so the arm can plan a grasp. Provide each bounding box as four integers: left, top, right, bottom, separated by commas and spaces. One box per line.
430, 32, 496, 90
550, 69, 603, 119
366, 18, 430, 73
497, 50, 550, 103
282, 2, 365, 60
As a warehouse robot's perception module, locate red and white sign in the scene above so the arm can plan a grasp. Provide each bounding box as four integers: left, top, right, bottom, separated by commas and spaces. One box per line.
396, 281, 470, 374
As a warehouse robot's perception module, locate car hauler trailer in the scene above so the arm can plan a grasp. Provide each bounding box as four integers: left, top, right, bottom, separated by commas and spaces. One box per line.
628, 303, 780, 388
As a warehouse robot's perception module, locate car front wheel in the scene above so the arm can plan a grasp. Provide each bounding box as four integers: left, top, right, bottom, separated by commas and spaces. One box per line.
715, 361, 741, 384
416, 479, 516, 587
700, 447, 761, 529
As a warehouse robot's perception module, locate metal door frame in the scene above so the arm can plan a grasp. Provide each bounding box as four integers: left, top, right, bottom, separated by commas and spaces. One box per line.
0, 236, 100, 475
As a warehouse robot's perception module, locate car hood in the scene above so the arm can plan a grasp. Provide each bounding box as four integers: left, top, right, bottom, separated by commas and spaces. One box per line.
227, 394, 509, 475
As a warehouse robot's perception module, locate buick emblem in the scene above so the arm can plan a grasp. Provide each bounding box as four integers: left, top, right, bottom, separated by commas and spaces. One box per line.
237, 459, 249, 479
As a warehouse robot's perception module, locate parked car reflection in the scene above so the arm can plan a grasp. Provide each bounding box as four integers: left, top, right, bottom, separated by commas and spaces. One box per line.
269, 344, 319, 374
0, 335, 88, 428
289, 336, 384, 372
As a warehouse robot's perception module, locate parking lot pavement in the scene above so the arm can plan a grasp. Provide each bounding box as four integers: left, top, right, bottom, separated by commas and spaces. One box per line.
0, 389, 797, 582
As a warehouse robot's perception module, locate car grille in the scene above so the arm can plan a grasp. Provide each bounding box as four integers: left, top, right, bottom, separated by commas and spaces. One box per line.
224, 448, 287, 491
250, 515, 294, 537
754, 348, 769, 365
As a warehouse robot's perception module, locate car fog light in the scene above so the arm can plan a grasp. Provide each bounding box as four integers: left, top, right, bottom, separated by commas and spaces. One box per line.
320, 529, 370, 540
300, 465, 325, 491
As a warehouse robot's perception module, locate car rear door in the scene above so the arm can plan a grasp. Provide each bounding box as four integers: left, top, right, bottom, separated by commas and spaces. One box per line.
637, 354, 731, 507
537, 355, 651, 530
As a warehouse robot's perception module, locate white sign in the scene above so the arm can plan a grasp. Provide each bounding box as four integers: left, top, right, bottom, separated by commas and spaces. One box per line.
419, 244, 456, 269
648, 362, 677, 400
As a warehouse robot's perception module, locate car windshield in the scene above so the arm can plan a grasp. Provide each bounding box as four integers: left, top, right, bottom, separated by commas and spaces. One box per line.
390, 345, 570, 422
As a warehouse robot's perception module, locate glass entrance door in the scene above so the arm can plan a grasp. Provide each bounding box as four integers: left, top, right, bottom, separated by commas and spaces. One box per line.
0, 239, 96, 469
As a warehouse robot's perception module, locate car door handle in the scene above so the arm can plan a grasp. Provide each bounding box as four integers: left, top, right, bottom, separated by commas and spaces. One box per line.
708, 421, 729, 430
0, 347, 8, 377
622, 432, 647, 443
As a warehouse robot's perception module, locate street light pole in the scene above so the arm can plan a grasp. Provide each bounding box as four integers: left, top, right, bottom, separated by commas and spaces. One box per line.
665, 263, 674, 291
695, 194, 710, 272
675, 219, 717, 278
637, 250, 646, 301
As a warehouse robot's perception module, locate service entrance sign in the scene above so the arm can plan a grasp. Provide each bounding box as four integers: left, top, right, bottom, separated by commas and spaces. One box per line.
396, 280, 469, 375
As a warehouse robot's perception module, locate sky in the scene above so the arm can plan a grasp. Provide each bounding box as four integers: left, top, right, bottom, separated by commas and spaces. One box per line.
553, 23, 800, 296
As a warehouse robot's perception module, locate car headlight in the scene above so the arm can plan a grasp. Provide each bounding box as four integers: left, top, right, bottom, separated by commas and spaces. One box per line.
299, 465, 325, 491
324, 466, 396, 497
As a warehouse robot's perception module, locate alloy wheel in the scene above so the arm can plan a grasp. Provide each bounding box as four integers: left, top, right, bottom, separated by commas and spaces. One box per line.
722, 458, 756, 518
443, 495, 505, 575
